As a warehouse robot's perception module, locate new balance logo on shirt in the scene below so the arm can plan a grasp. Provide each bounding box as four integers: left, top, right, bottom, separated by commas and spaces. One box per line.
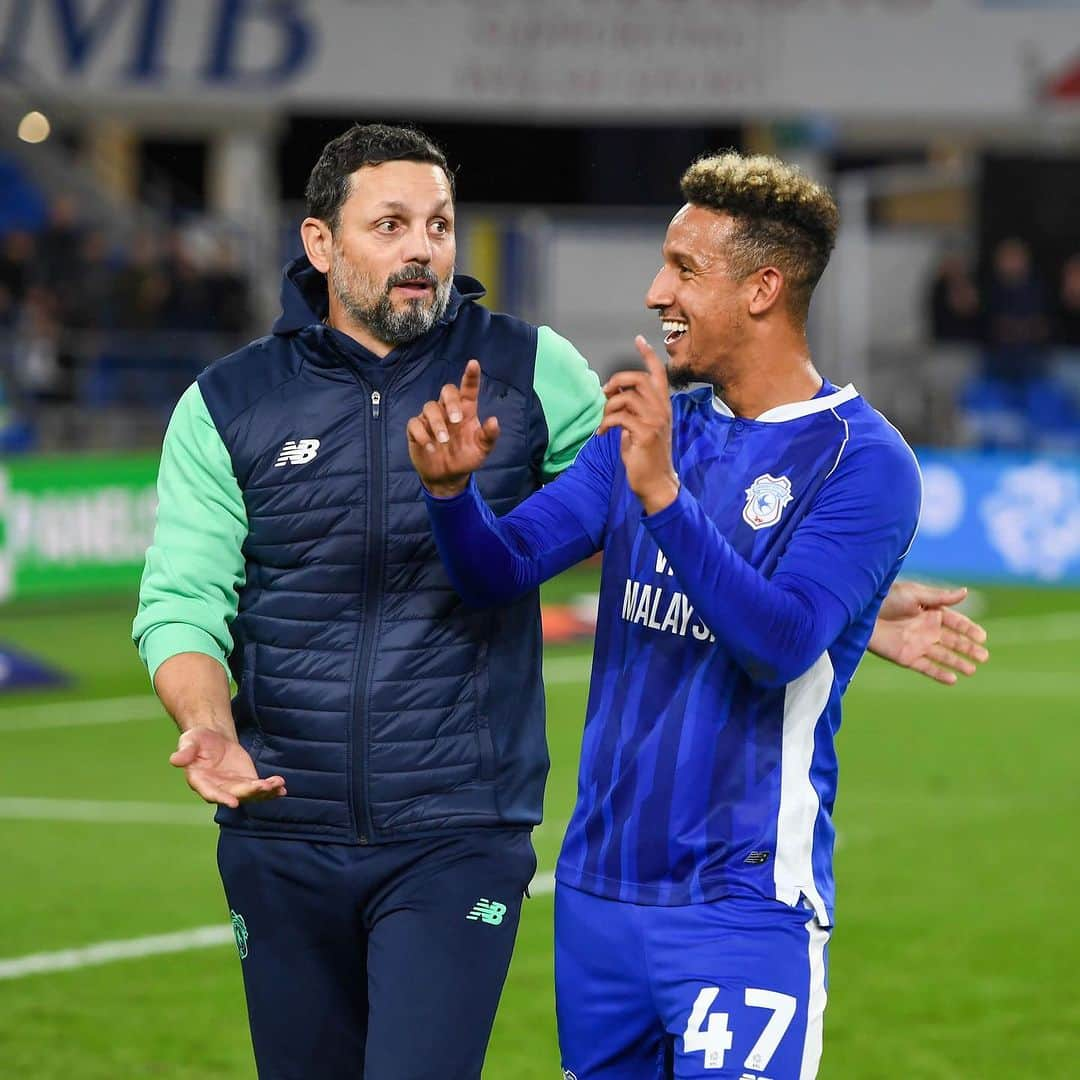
466, 898, 507, 925
274, 439, 320, 467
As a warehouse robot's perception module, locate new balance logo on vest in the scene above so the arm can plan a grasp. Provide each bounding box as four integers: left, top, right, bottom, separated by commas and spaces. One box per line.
274, 439, 320, 467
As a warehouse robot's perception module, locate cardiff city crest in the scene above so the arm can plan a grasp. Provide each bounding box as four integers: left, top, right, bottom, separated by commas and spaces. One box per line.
743, 473, 794, 530
230, 909, 249, 960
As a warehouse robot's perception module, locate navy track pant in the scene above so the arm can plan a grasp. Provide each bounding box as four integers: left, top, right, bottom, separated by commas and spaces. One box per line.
217, 827, 536, 1080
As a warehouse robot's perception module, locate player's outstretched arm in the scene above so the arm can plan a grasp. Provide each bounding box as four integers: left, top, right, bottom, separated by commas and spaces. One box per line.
637, 384, 923, 688
408, 359, 500, 497
868, 580, 989, 685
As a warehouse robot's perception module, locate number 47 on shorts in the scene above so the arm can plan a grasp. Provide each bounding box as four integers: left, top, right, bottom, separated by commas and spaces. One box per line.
683, 986, 797, 1072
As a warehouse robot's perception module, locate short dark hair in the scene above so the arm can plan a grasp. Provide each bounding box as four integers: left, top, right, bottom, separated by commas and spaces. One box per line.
305, 123, 454, 232
680, 151, 839, 321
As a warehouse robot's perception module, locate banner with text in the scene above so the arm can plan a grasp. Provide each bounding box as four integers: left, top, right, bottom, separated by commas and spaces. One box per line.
1, 447, 1077, 604
0, 454, 157, 602
1, 0, 1078, 118
907, 449, 1080, 584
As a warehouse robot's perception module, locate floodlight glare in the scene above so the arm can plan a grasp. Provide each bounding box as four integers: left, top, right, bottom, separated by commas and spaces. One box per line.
17, 111, 50, 144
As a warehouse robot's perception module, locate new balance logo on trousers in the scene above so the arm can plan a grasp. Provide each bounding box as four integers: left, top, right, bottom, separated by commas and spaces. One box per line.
466, 899, 507, 925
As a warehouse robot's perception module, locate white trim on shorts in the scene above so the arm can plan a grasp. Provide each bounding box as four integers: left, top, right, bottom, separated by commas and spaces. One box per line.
799, 913, 830, 1079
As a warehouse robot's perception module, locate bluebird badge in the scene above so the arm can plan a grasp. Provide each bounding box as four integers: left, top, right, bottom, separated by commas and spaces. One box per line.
742, 473, 794, 530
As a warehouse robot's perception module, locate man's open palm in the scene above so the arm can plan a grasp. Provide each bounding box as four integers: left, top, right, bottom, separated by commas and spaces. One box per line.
170, 727, 286, 808
868, 581, 989, 685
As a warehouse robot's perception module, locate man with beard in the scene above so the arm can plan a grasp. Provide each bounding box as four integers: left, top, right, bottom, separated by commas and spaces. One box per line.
135, 127, 985, 1079
408, 151, 970, 1079
132, 123, 604, 1079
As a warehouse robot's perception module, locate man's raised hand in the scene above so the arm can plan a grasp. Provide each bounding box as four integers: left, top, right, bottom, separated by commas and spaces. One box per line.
598, 335, 679, 515
407, 359, 500, 497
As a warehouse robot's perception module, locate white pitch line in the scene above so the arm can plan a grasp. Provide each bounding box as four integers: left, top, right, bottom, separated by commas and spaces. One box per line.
547, 653, 1078, 696
0, 694, 160, 732
0, 925, 235, 981
0, 872, 557, 982
3, 608, 1078, 734
0, 798, 213, 826
978, 610, 1080, 645
543, 656, 593, 683
850, 668, 1077, 696
530, 871, 555, 896
1, 609, 1071, 982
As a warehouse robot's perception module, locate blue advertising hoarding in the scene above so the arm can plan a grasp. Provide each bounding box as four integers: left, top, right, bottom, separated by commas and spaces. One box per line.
906, 449, 1080, 584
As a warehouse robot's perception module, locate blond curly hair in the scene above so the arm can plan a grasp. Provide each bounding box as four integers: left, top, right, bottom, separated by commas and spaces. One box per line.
680, 152, 839, 321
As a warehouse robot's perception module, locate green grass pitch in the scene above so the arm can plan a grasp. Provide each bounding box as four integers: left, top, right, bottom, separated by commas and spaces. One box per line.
1, 572, 1077, 1077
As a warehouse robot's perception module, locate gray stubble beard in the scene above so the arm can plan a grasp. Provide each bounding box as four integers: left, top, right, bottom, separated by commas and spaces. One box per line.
330, 260, 453, 347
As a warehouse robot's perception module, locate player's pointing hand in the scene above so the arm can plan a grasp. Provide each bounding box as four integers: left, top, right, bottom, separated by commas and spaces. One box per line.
598, 335, 680, 515
407, 359, 500, 498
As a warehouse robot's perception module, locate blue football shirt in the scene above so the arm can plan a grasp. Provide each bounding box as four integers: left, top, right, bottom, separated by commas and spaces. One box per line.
425, 381, 921, 926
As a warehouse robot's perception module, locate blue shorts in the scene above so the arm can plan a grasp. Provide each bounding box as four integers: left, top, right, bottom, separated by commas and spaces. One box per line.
555, 884, 830, 1080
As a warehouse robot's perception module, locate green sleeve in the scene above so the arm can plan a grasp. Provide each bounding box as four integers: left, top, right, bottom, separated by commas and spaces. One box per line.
533, 325, 605, 481
131, 382, 247, 682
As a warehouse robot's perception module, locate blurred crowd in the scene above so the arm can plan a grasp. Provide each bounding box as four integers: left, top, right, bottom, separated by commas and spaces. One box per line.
928, 238, 1080, 452
0, 195, 254, 450
3, 193, 1079, 456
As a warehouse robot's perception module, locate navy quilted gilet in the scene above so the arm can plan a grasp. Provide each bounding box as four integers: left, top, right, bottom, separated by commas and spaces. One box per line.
197, 258, 551, 843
